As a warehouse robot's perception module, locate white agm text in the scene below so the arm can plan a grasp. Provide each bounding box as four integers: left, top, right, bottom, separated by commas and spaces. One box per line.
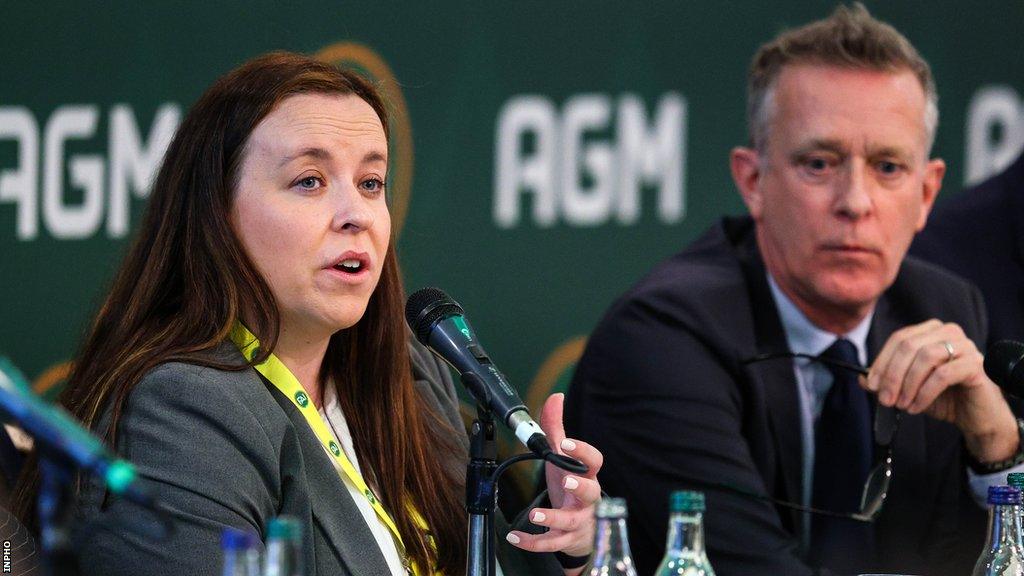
494, 93, 688, 228
965, 85, 1024, 185
0, 104, 180, 240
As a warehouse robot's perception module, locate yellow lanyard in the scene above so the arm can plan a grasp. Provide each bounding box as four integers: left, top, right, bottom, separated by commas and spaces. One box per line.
230, 323, 431, 575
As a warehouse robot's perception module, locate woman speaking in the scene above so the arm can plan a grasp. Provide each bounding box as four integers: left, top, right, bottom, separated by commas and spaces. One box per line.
12, 52, 602, 576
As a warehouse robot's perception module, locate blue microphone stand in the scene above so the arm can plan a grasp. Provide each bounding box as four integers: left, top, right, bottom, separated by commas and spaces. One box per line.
466, 405, 499, 576
37, 455, 80, 576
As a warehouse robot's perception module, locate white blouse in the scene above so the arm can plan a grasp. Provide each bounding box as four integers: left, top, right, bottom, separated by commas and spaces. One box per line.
316, 386, 508, 576
317, 384, 407, 576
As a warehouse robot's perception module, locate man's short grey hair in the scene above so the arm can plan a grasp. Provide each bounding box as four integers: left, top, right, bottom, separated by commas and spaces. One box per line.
747, 3, 939, 153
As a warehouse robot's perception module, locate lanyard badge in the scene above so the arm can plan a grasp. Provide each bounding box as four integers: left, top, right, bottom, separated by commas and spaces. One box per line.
230, 323, 430, 575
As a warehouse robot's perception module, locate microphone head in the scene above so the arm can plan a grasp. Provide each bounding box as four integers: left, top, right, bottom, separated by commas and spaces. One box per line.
405, 287, 465, 344
985, 340, 1024, 390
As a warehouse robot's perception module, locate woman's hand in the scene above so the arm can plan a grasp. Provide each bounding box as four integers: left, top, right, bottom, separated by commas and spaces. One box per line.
505, 393, 603, 573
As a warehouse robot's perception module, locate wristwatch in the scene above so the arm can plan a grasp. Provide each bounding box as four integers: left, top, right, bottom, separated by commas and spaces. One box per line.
969, 417, 1024, 475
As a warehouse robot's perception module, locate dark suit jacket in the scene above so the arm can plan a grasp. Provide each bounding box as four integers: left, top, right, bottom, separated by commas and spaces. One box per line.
912, 151, 1024, 346
74, 339, 562, 576
565, 216, 987, 576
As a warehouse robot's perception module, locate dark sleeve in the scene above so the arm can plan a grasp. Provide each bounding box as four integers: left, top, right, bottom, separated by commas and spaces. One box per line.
932, 280, 991, 572
962, 260, 1024, 418
492, 492, 565, 576
966, 279, 989, 350
922, 421, 986, 576
564, 299, 816, 576
75, 364, 283, 576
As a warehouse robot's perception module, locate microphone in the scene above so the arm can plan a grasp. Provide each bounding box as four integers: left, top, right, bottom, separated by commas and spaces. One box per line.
0, 357, 155, 509
983, 338, 1024, 397
405, 288, 586, 473
986, 340, 1024, 397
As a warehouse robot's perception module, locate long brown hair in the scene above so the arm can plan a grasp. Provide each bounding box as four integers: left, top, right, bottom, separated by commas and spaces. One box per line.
12, 52, 467, 574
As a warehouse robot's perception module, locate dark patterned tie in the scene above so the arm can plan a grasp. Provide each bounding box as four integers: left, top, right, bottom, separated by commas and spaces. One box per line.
809, 338, 876, 572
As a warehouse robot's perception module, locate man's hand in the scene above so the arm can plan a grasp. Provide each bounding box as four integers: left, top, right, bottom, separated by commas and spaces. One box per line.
866, 319, 1018, 464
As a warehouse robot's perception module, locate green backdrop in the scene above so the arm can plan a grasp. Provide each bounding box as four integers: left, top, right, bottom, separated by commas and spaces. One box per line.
2, 1, 1023, 497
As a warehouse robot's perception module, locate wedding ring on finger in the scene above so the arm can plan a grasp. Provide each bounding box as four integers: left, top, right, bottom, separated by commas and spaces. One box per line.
942, 340, 956, 363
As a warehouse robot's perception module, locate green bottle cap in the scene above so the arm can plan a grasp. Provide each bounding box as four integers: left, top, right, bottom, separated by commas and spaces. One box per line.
669, 490, 705, 513
266, 516, 302, 542
1009, 473, 1024, 490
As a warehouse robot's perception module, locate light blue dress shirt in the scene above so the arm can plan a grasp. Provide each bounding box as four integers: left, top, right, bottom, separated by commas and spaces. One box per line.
766, 274, 872, 517
765, 272, 1018, 546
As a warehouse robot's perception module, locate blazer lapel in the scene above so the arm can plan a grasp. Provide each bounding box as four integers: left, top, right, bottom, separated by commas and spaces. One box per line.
748, 302, 806, 534
266, 382, 393, 576
735, 230, 805, 533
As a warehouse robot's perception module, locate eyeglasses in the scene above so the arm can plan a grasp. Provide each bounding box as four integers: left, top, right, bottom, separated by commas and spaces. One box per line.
685, 351, 900, 523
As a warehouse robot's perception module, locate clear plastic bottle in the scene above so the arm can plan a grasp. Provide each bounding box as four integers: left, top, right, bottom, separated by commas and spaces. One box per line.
263, 516, 303, 576
221, 527, 262, 576
589, 497, 638, 576
655, 491, 716, 576
1008, 473, 1024, 549
973, 485, 1024, 576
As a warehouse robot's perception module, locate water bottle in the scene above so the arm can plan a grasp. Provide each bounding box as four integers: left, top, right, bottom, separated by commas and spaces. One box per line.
655, 490, 716, 575
221, 527, 261, 576
589, 497, 638, 576
263, 516, 303, 576
1009, 473, 1024, 545
972, 485, 1024, 576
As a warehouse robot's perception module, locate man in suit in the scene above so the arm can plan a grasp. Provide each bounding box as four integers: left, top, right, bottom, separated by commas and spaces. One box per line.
912, 150, 1024, 346
565, 5, 1024, 575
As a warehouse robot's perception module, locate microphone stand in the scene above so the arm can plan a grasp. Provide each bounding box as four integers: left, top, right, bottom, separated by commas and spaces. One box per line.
466, 405, 498, 576
38, 454, 80, 576
464, 404, 589, 576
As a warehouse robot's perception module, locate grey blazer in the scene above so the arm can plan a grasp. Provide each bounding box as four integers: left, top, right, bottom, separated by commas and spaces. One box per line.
75, 339, 563, 576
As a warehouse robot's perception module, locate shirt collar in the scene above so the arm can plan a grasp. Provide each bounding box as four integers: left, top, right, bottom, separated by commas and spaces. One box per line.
766, 272, 873, 366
